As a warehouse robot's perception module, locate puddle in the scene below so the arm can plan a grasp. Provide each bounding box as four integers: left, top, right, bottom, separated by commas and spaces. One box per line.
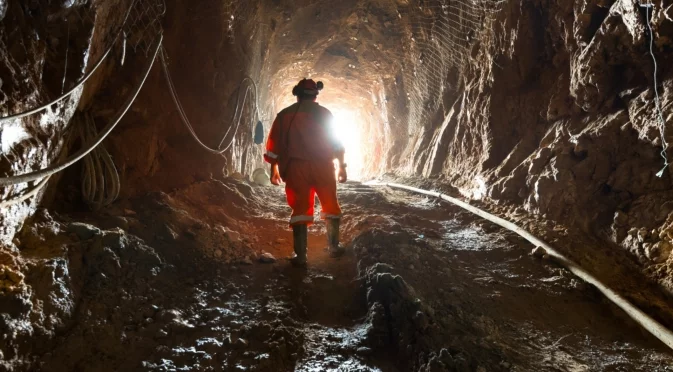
440, 219, 502, 251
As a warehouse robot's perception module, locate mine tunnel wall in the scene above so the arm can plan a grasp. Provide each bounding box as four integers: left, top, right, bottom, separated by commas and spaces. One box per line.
399, 0, 673, 269
0, 0, 135, 245
1, 0, 673, 269
101, 0, 270, 199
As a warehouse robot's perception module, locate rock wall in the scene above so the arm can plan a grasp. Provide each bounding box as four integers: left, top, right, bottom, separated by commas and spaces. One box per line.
0, 0, 129, 244
95, 0, 271, 200
399, 0, 673, 286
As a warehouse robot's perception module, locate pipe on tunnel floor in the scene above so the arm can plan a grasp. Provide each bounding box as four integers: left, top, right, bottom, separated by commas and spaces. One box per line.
367, 181, 673, 352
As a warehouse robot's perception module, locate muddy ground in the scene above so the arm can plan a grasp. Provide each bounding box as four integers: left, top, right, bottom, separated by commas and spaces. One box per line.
2, 178, 673, 371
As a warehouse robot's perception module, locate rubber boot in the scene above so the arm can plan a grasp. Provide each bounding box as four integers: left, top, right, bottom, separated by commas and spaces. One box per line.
326, 218, 345, 258
289, 224, 308, 267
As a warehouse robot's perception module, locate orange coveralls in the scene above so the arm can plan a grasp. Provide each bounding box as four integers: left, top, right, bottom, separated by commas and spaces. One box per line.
264, 101, 345, 226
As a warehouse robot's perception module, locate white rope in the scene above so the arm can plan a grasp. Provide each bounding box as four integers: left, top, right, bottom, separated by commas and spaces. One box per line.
0, 126, 80, 208
159, 46, 260, 154
0, 35, 163, 188
641, 1, 670, 177
0, 177, 50, 209
0, 1, 137, 124
369, 181, 673, 352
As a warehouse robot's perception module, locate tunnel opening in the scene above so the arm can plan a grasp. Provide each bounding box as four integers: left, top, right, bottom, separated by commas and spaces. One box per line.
330, 108, 364, 179
2, 0, 673, 370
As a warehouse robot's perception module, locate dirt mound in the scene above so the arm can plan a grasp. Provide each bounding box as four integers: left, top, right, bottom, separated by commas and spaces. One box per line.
1, 179, 268, 370
353, 230, 475, 372
1, 209, 167, 371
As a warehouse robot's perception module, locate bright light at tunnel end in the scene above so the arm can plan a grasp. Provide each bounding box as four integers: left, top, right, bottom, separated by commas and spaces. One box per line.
330, 109, 364, 180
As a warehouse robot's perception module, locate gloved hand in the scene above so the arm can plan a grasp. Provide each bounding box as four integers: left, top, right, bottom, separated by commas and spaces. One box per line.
338, 166, 347, 183
270, 164, 282, 186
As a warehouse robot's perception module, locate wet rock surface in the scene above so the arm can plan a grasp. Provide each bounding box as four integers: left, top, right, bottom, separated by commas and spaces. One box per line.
445, 0, 673, 292
2, 180, 672, 371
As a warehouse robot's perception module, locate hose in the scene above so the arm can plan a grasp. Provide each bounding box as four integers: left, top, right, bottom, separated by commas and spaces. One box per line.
159, 46, 260, 154
79, 111, 120, 209
368, 181, 673, 352
0, 35, 163, 187
0, 1, 137, 124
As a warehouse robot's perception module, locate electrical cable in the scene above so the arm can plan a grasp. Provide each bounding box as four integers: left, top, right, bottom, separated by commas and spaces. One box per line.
216, 81, 252, 151
0, 1, 137, 124
641, 1, 670, 177
161, 46, 258, 153
0, 176, 51, 209
0, 35, 163, 187
0, 125, 80, 209
159, 46, 260, 154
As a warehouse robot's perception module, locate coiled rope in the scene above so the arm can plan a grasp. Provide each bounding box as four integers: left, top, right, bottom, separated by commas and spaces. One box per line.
159, 46, 260, 154
0, 2, 136, 124
0, 35, 162, 188
78, 111, 121, 209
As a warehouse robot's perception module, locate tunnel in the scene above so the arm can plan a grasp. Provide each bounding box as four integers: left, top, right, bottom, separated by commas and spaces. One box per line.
2, 0, 673, 370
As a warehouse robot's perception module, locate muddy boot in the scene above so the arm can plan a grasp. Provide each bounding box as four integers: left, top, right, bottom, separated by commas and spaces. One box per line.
289, 224, 308, 267
326, 218, 345, 258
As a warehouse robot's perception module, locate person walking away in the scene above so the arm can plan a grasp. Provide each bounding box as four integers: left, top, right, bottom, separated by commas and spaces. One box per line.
263, 78, 348, 266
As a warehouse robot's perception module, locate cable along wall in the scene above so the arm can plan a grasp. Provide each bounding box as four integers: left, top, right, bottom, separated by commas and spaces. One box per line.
227, 0, 272, 177
0, 0, 165, 248
0, 1, 127, 244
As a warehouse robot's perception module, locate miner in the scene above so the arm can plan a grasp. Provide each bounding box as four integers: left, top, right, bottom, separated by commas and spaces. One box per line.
264, 79, 347, 266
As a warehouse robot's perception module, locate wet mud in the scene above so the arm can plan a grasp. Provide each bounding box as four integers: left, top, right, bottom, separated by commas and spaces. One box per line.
2, 179, 673, 371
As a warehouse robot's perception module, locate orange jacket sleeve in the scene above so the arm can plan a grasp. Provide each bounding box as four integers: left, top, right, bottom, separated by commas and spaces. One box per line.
264, 114, 282, 164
